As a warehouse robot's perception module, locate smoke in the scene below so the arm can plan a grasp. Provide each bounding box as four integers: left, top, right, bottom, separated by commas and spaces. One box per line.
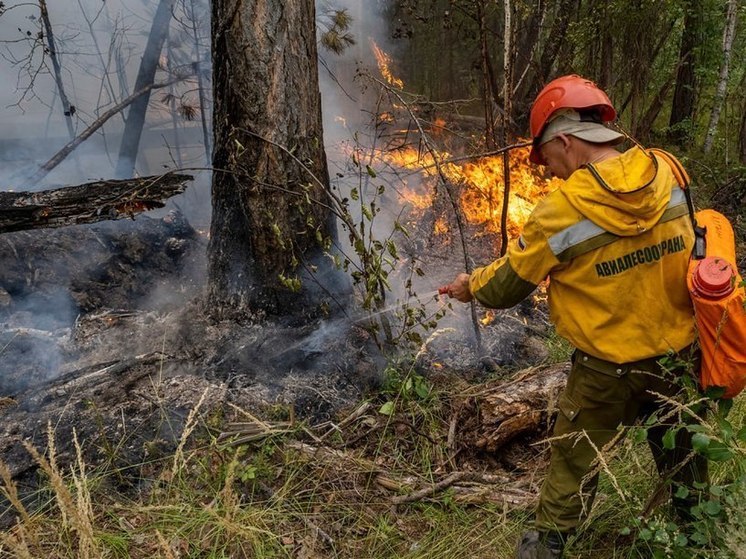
315, 1, 453, 332
0, 0, 212, 218
0, 0, 212, 330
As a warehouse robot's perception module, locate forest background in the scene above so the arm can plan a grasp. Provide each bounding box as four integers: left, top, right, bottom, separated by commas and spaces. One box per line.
0, 0, 745, 558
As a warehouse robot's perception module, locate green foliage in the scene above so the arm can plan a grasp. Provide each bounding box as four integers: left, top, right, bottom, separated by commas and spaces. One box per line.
319, 7, 356, 55
544, 327, 573, 364
327, 138, 448, 350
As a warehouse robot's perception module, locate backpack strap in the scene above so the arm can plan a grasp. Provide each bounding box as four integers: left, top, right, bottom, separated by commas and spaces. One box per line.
648, 148, 707, 260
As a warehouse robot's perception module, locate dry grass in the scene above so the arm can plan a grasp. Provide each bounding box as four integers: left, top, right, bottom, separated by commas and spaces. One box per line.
0, 370, 744, 558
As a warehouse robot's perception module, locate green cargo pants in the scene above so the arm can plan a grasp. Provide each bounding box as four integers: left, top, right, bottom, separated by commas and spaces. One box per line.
535, 348, 708, 533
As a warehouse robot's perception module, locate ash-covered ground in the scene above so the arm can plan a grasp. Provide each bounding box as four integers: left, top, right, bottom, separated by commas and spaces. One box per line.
0, 210, 551, 524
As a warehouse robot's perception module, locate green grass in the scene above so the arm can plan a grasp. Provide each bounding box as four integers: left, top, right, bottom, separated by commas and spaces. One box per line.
1, 364, 746, 558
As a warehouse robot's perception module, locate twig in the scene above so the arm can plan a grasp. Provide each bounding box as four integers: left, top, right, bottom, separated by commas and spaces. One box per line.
365, 72, 484, 353
390, 471, 511, 504
25, 76, 187, 185
319, 401, 372, 441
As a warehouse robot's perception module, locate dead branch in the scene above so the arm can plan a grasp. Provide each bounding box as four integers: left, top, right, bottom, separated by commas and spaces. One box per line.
24, 76, 187, 186
39, 0, 75, 139
390, 471, 473, 504
0, 173, 192, 234
366, 72, 484, 353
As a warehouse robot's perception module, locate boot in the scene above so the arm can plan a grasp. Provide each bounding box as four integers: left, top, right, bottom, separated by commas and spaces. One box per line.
516, 530, 565, 559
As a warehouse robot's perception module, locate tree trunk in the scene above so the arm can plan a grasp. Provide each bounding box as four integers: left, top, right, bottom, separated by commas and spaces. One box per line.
618, 17, 677, 118
189, 0, 212, 165
703, 0, 738, 154
740, 73, 746, 164
477, 1, 496, 149
634, 63, 679, 140
39, 0, 76, 140
669, 0, 701, 145
115, 0, 177, 178
208, 0, 337, 318
537, 0, 578, 84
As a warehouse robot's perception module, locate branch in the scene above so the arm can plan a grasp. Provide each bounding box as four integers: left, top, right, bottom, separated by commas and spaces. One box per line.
365, 73, 486, 351
23, 76, 186, 186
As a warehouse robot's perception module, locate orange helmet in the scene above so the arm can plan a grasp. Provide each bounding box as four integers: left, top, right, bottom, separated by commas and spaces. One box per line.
529, 75, 616, 164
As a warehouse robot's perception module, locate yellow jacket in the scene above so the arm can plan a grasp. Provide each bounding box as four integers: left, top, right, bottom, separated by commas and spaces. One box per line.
470, 146, 696, 363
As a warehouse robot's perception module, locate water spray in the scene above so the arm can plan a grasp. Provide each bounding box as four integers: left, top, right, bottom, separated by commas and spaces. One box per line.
351, 287, 450, 325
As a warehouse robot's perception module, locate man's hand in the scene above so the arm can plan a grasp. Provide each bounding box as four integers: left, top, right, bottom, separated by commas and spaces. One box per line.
445, 273, 474, 302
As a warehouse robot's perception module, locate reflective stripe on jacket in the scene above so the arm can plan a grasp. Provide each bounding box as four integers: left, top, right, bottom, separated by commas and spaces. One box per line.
469, 147, 696, 363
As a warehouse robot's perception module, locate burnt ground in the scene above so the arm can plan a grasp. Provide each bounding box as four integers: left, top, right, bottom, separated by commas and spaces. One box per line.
0, 210, 553, 527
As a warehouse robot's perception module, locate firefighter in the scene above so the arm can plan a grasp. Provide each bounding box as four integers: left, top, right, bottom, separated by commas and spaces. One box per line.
444, 74, 708, 558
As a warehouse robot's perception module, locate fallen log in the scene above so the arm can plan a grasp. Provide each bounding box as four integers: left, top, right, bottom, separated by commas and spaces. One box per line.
0, 173, 192, 234
457, 363, 570, 453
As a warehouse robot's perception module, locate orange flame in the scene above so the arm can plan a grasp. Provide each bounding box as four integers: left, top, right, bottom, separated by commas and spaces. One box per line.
376, 143, 559, 237
371, 40, 404, 89
481, 310, 496, 326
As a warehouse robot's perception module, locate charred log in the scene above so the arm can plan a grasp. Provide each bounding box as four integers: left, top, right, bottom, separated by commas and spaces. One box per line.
456, 363, 569, 454
0, 173, 192, 234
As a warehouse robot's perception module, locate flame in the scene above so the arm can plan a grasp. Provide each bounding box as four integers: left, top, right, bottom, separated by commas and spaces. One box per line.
371, 40, 404, 89
459, 147, 558, 236
375, 143, 559, 237
433, 216, 449, 235
481, 310, 496, 326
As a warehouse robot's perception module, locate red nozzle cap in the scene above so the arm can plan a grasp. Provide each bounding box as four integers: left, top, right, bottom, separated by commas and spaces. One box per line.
692, 257, 735, 300
438, 286, 449, 295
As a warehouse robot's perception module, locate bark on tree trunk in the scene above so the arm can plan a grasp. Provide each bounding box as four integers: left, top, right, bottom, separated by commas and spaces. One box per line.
39, 0, 76, 140
477, 1, 496, 149
703, 0, 738, 154
208, 0, 337, 318
669, 0, 701, 145
634, 63, 679, 140
457, 363, 569, 453
537, 0, 577, 84
741, 100, 746, 165
740, 71, 746, 164
115, 0, 177, 178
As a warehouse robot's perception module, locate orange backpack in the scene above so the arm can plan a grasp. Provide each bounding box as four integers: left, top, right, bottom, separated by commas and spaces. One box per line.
652, 149, 746, 399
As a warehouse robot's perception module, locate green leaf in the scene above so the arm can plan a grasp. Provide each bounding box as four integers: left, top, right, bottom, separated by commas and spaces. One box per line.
674, 485, 690, 499
350, 188, 359, 201
365, 164, 377, 178
703, 500, 722, 516
674, 533, 688, 547
705, 440, 734, 462
386, 240, 399, 259
704, 385, 727, 399
379, 401, 394, 416
662, 427, 679, 450
691, 432, 711, 453
632, 428, 648, 443
414, 378, 431, 399
717, 417, 734, 442
690, 531, 708, 545
737, 425, 746, 442
619, 526, 631, 536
